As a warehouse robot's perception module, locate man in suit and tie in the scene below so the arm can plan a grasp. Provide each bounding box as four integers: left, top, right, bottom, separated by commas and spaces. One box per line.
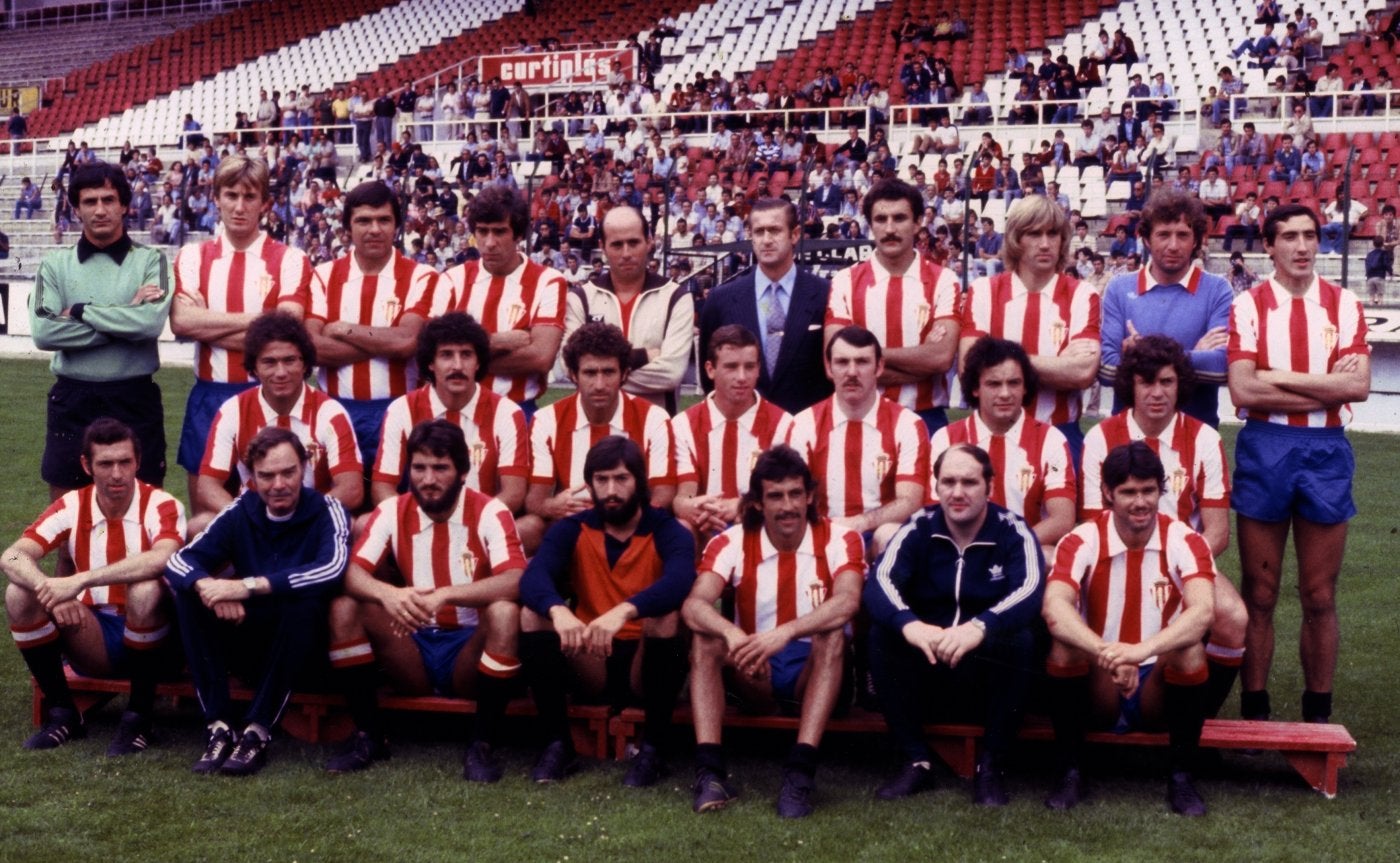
811, 172, 843, 216
698, 197, 833, 415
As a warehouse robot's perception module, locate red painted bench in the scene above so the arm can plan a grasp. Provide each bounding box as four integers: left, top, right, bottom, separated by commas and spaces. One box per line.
33, 670, 613, 758
609, 706, 1357, 797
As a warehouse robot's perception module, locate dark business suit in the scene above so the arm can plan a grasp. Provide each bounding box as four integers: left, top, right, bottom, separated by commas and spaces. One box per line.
698, 267, 833, 415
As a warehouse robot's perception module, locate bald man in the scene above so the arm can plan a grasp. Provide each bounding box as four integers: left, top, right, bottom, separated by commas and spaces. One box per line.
563, 206, 694, 414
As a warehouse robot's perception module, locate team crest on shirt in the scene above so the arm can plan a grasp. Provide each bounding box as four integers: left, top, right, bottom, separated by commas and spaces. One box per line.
460, 549, 477, 577
874, 453, 890, 481
988, 564, 1005, 582
1322, 324, 1337, 353
258, 274, 273, 299
807, 582, 828, 608
470, 440, 487, 469
1170, 467, 1188, 495
1051, 319, 1067, 346
304, 440, 323, 466
1018, 465, 1036, 492
384, 297, 401, 321
749, 448, 762, 472
916, 302, 931, 331
507, 303, 526, 327
1152, 578, 1172, 611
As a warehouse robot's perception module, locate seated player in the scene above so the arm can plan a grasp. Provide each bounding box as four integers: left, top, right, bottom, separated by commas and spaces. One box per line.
930, 336, 1076, 560
684, 446, 865, 818
867, 444, 1045, 807
2, 419, 185, 754
518, 436, 695, 787
1082, 335, 1247, 717
194, 311, 362, 523
1042, 442, 1216, 816
671, 324, 793, 536
519, 322, 675, 552
371, 312, 527, 513
785, 325, 928, 555
165, 427, 350, 777
326, 421, 526, 779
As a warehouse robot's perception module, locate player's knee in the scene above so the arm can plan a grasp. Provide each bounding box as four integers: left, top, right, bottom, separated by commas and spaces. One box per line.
1164, 642, 1208, 677
327, 594, 365, 639
350, 512, 375, 542
1296, 581, 1337, 616
643, 611, 681, 639
186, 511, 214, 537
1242, 579, 1280, 613
1212, 587, 1249, 642
516, 516, 544, 556
519, 604, 550, 633
122, 579, 167, 626
4, 581, 42, 618
869, 523, 899, 557
482, 599, 521, 637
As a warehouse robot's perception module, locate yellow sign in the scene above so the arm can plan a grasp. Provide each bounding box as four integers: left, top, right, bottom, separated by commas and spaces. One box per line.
0, 88, 41, 116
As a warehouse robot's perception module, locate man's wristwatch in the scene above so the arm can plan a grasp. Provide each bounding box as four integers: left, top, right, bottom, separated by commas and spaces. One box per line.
242, 576, 259, 595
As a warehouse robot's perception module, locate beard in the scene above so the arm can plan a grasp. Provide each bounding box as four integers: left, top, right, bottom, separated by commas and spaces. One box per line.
594, 490, 644, 526
413, 476, 465, 517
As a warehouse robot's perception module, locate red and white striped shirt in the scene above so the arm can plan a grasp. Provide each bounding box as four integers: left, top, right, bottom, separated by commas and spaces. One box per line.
1227, 276, 1369, 427
699, 519, 865, 635
529, 391, 675, 490
199, 383, 362, 492
1050, 512, 1215, 651
372, 384, 528, 497
308, 251, 437, 400
825, 252, 962, 411
351, 489, 526, 629
23, 482, 185, 608
437, 256, 567, 404
929, 411, 1075, 526
961, 272, 1101, 424
671, 393, 793, 498
1081, 410, 1228, 529
174, 234, 316, 383
785, 396, 929, 519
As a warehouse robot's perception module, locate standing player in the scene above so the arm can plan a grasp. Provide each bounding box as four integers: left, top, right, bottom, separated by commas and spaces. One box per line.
1098, 189, 1233, 427
1042, 442, 1216, 816
371, 312, 528, 513
684, 446, 864, 818
171, 155, 315, 502
29, 162, 172, 498
1082, 335, 1246, 716
194, 312, 362, 520
565, 206, 694, 413
438, 184, 567, 419
518, 323, 675, 551
930, 336, 1076, 560
671, 324, 793, 536
326, 421, 526, 779
867, 444, 1045, 807
1226, 204, 1370, 725
3, 419, 184, 754
305, 180, 437, 470
825, 178, 962, 432
960, 195, 1100, 465
518, 436, 695, 787
786, 325, 928, 554
698, 197, 833, 414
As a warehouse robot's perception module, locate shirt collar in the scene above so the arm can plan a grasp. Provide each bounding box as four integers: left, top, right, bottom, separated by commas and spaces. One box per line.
258, 382, 309, 421
76, 232, 133, 265
1104, 511, 1164, 557
1265, 273, 1322, 304
1138, 265, 1202, 295
573, 392, 629, 431
754, 262, 796, 302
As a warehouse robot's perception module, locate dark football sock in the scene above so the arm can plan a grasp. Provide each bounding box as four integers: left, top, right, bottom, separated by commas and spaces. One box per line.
640, 636, 687, 750
20, 640, 74, 711
520, 631, 571, 745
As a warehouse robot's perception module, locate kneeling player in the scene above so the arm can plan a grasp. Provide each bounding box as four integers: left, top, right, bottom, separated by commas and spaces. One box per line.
518, 436, 695, 787
683, 445, 864, 818
1042, 442, 1216, 816
2, 419, 185, 754
326, 420, 526, 778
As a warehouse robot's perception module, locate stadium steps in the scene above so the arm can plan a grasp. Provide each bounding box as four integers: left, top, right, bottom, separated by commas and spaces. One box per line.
23, 0, 404, 140
0, 13, 222, 87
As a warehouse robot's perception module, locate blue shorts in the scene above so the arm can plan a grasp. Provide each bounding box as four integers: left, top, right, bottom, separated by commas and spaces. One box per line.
1232, 421, 1356, 525
411, 626, 477, 696
1112, 663, 1155, 734
916, 407, 949, 436
178, 380, 255, 472
769, 639, 812, 702
518, 398, 539, 424
1056, 420, 1085, 474
340, 396, 393, 473
65, 608, 129, 677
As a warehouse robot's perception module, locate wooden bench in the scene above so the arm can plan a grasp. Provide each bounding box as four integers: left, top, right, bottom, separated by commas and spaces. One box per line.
609, 707, 1357, 797
33, 670, 614, 758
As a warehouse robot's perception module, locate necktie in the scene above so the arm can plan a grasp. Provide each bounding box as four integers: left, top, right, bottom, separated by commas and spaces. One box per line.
762, 283, 786, 378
